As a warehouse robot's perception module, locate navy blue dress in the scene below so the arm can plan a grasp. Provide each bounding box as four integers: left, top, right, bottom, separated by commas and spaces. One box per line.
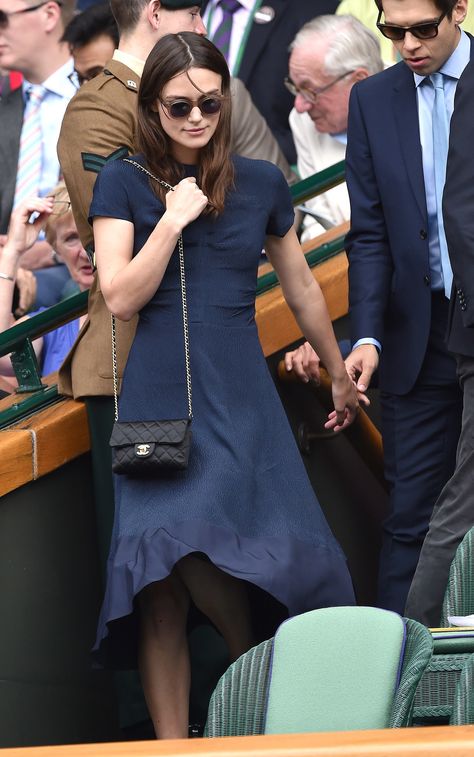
90, 155, 354, 665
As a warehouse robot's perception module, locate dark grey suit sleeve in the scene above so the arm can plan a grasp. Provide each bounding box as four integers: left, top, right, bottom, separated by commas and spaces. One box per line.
229, 77, 298, 185
443, 59, 474, 328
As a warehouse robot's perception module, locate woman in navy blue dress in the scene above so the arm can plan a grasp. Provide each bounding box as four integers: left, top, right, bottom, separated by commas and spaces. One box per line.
91, 32, 359, 739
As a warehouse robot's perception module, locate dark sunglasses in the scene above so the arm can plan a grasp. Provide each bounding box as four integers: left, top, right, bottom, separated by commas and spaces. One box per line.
160, 94, 223, 120
376, 9, 447, 40
0, 1, 62, 29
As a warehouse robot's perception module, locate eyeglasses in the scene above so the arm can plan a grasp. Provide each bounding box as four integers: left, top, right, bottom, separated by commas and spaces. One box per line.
376, 9, 447, 40
160, 94, 224, 119
284, 71, 355, 104
48, 199, 71, 217
0, 1, 62, 29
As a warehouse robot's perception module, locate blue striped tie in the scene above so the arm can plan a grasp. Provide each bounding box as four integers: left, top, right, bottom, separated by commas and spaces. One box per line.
211, 0, 241, 62
13, 85, 46, 208
430, 72, 453, 298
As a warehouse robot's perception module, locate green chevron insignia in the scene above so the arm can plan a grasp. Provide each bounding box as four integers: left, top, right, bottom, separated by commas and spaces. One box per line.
81, 146, 130, 174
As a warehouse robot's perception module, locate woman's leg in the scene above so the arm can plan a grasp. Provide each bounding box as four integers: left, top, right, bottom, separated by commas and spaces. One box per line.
176, 554, 255, 661
137, 571, 190, 739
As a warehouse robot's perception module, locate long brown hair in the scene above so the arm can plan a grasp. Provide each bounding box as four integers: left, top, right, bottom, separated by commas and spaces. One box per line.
137, 32, 234, 217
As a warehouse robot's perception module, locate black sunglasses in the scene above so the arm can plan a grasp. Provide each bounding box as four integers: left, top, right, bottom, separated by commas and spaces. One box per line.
160, 94, 223, 120
376, 9, 447, 40
0, 1, 62, 29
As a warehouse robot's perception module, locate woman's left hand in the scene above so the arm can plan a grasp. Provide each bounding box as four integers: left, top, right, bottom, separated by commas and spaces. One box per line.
324, 372, 362, 432
7, 197, 54, 255
14, 267, 37, 317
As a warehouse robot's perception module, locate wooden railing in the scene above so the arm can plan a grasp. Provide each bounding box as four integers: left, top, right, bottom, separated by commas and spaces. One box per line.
1, 726, 474, 757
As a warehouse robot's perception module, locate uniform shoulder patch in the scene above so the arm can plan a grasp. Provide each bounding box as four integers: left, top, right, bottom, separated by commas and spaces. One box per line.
81, 146, 130, 174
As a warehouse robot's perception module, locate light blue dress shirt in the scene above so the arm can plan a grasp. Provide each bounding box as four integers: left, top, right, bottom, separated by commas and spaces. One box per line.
415, 29, 471, 292
22, 58, 77, 198
353, 30, 471, 353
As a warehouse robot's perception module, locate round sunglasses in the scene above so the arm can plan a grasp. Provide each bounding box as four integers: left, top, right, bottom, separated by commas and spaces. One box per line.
160, 94, 224, 120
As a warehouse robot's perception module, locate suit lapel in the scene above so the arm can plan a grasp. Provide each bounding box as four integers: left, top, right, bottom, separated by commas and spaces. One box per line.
237, 0, 287, 81
392, 65, 426, 220
0, 86, 24, 230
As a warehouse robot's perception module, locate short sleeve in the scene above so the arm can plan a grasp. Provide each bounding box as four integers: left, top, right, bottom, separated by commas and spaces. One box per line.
266, 164, 295, 238
89, 159, 133, 223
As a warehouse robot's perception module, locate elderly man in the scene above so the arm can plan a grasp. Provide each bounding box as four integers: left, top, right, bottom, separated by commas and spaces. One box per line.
287, 15, 383, 237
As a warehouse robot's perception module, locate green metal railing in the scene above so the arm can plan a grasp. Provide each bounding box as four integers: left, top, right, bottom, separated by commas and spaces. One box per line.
0, 161, 346, 429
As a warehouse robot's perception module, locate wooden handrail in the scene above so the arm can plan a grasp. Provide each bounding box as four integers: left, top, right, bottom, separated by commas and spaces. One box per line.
277, 362, 385, 489
1, 726, 474, 757
0, 374, 90, 497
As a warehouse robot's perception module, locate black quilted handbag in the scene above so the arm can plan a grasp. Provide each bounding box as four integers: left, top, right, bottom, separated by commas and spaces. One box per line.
110, 419, 191, 474
109, 161, 193, 476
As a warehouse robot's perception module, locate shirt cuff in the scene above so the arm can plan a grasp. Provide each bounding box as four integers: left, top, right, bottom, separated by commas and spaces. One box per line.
352, 337, 382, 353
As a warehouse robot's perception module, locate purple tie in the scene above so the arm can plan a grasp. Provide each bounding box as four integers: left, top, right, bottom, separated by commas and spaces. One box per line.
211, 0, 241, 62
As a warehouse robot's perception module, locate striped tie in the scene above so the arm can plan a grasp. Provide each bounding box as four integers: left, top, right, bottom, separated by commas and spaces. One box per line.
13, 85, 46, 208
211, 0, 242, 62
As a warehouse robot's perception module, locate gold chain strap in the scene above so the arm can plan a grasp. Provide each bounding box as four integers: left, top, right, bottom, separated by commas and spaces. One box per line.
111, 159, 193, 422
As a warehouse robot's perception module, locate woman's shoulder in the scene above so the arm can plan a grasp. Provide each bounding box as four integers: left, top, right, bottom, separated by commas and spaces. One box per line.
232, 154, 287, 184
96, 153, 146, 182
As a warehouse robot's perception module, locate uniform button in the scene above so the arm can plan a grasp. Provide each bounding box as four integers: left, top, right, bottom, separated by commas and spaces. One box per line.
462, 304, 467, 311
423, 275, 430, 286
420, 229, 428, 240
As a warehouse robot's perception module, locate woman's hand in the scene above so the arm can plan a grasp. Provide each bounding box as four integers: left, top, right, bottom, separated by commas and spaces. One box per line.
6, 197, 54, 256
324, 371, 361, 433
164, 177, 208, 230
284, 341, 321, 384
14, 268, 37, 317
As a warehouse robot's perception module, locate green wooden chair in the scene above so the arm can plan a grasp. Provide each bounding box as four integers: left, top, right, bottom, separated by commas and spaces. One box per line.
440, 525, 474, 626
205, 607, 432, 737
450, 652, 474, 725
412, 526, 474, 724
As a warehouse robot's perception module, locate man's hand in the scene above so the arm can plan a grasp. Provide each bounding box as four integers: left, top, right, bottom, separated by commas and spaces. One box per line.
345, 344, 379, 392
14, 268, 37, 317
284, 341, 321, 384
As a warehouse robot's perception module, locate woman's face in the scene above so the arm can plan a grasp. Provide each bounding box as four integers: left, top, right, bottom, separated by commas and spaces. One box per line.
54, 215, 94, 291
156, 67, 223, 164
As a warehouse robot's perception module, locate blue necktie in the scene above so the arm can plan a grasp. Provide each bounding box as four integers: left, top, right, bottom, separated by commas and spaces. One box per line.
430, 72, 453, 298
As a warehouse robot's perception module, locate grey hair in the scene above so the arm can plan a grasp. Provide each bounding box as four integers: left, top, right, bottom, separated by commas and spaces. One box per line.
290, 14, 384, 78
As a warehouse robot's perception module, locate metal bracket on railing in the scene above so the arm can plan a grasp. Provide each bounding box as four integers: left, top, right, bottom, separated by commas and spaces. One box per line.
10, 338, 47, 393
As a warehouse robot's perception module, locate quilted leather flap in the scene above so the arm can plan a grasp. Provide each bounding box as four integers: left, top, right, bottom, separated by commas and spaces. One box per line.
110, 420, 190, 447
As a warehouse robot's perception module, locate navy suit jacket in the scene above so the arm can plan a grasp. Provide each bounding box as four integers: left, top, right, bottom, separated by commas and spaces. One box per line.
443, 57, 474, 358
0, 80, 23, 234
345, 41, 473, 396
202, 0, 338, 164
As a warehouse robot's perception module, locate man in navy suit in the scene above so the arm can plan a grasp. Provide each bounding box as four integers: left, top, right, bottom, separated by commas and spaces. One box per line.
345, 0, 468, 614
202, 0, 338, 163
405, 53, 474, 626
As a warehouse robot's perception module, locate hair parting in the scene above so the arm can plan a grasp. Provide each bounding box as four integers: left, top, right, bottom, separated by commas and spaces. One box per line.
137, 32, 234, 217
